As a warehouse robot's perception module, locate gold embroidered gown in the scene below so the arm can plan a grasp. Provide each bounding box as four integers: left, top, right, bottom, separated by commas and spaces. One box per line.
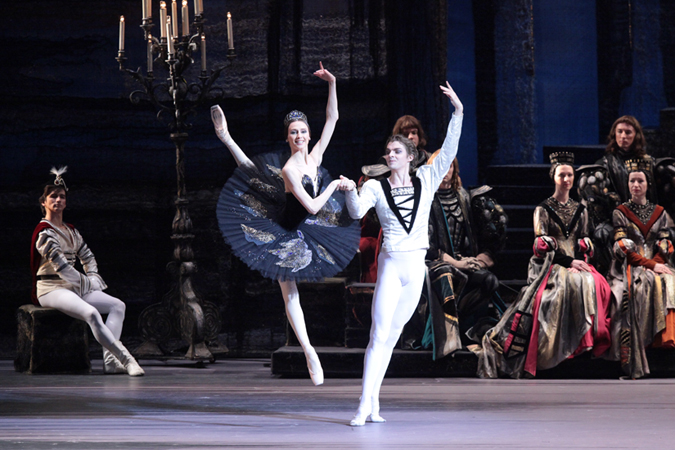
608, 201, 675, 378
478, 198, 611, 378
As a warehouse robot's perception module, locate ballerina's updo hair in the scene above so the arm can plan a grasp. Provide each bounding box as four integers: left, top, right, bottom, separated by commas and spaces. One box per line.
284, 110, 310, 135
39, 166, 69, 216
548, 152, 575, 180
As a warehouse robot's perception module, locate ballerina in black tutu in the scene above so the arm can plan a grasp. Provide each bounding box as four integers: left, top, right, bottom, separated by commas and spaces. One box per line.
212, 62, 359, 385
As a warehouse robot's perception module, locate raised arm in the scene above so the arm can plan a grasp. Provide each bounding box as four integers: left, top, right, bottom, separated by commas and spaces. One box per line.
309, 62, 339, 164
211, 105, 255, 170
283, 166, 341, 216
428, 82, 464, 189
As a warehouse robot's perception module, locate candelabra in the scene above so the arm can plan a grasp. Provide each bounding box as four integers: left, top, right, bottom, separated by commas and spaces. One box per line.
116, 1, 235, 361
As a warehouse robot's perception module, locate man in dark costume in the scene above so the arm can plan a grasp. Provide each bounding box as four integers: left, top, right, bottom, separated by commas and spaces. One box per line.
402, 154, 507, 359
578, 115, 674, 273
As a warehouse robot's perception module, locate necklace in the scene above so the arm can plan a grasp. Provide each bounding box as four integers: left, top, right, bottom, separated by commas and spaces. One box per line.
627, 199, 654, 224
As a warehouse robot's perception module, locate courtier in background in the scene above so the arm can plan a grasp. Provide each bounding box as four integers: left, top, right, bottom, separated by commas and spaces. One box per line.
478, 152, 612, 379
30, 167, 144, 376
391, 114, 431, 165
402, 154, 507, 358
212, 63, 359, 386
578, 116, 658, 273
357, 116, 433, 283
342, 82, 463, 426
608, 160, 675, 379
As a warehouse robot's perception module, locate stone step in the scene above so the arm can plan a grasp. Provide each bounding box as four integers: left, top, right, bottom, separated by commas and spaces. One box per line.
504, 227, 535, 250
501, 205, 535, 228
485, 164, 552, 186
270, 345, 675, 379
488, 185, 551, 206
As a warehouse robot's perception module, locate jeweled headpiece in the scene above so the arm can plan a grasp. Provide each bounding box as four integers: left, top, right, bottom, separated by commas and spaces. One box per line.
50, 166, 68, 191
284, 110, 308, 128
549, 152, 575, 166
625, 158, 652, 184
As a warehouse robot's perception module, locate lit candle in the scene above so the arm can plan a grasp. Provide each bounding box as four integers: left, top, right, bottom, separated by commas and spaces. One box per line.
147, 33, 154, 72
142, 0, 148, 20
171, 0, 178, 38
227, 12, 234, 50
181, 0, 189, 36
200, 34, 206, 71
159, 2, 167, 38
119, 16, 125, 52
166, 17, 174, 56
193, 0, 202, 16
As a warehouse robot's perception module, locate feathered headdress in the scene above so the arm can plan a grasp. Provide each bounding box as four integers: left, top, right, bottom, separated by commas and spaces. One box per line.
50, 166, 68, 191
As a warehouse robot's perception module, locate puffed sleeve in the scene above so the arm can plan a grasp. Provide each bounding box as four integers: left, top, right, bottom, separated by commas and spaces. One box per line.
612, 208, 629, 241
346, 179, 380, 220
36, 228, 91, 295
74, 228, 107, 291
533, 206, 549, 238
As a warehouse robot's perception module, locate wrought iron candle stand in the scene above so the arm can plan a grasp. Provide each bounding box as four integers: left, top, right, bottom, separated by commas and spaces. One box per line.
116, 10, 234, 362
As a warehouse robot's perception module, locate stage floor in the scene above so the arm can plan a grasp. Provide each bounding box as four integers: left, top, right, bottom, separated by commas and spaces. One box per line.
1, 357, 674, 449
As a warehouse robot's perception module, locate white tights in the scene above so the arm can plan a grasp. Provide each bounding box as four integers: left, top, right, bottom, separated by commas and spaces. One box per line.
38, 289, 126, 352
278, 280, 313, 352
357, 250, 426, 416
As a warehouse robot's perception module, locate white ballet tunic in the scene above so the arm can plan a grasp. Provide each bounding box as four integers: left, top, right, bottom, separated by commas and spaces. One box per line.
346, 113, 463, 252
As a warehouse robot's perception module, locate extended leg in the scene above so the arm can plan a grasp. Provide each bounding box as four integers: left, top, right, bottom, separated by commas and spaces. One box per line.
279, 280, 323, 385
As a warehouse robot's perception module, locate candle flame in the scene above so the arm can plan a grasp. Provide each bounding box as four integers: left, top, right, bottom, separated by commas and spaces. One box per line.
201, 34, 205, 41
227, 12, 231, 19
182, 0, 187, 6
160, 1, 166, 8
120, 15, 125, 22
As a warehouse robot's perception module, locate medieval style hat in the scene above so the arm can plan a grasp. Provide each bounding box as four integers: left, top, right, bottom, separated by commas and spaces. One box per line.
50, 166, 68, 191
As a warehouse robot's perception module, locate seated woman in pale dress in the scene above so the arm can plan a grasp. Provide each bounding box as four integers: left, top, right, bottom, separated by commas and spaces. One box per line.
608, 159, 675, 379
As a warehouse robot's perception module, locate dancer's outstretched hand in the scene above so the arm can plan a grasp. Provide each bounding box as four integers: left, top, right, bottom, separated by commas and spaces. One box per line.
313, 61, 335, 83
211, 105, 230, 137
440, 82, 463, 115
339, 175, 356, 191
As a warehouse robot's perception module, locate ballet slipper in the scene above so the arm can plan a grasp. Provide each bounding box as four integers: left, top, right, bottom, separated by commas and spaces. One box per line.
350, 398, 371, 427
305, 348, 324, 386
109, 340, 145, 377
102, 349, 127, 374
368, 398, 386, 423
350, 412, 368, 427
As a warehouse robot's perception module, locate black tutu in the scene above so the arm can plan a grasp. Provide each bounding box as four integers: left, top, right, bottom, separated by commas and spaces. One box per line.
216, 152, 360, 282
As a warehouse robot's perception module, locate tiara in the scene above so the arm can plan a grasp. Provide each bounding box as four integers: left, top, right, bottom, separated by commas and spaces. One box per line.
549, 151, 575, 166
50, 166, 69, 191
624, 158, 652, 174
284, 110, 308, 128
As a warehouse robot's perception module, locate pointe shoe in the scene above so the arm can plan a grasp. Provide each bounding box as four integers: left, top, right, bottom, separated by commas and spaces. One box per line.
305, 348, 324, 386
102, 349, 127, 374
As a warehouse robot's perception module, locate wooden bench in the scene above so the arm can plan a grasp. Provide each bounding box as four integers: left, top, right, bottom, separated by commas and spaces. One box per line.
15, 305, 91, 374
